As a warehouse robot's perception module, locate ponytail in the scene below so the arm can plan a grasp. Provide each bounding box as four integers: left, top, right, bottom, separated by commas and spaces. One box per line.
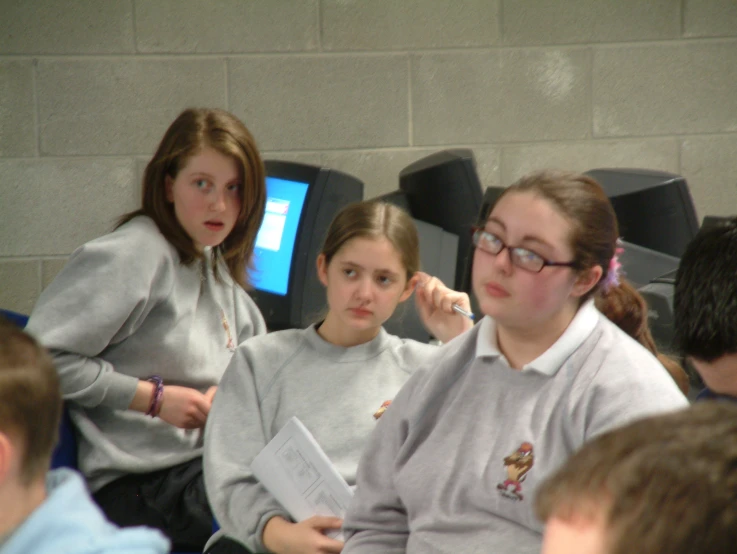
596, 280, 689, 395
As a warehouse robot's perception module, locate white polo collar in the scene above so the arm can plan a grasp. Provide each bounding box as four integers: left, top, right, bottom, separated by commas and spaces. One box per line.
475, 299, 600, 376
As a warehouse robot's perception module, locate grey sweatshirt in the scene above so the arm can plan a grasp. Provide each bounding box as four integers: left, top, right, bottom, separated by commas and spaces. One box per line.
342, 302, 689, 554
26, 216, 266, 491
203, 324, 439, 553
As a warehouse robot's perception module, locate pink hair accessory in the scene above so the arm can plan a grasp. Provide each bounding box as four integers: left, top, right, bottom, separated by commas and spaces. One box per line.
602, 240, 624, 292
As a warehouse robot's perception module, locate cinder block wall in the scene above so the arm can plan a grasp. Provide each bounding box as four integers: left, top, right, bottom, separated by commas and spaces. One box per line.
1, 0, 736, 312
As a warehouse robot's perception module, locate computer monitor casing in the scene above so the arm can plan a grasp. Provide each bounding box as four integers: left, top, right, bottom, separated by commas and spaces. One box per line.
398, 149, 483, 293
585, 168, 699, 258
248, 161, 363, 330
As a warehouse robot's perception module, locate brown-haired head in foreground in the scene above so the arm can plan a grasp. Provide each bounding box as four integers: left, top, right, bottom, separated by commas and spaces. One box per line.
0, 318, 61, 485
595, 280, 690, 395
494, 170, 618, 302
119, 107, 266, 288
536, 402, 737, 554
320, 201, 420, 282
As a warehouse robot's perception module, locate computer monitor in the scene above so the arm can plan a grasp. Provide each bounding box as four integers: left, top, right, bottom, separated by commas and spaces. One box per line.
477, 185, 505, 223
584, 168, 699, 258
398, 149, 484, 293
617, 241, 680, 289
248, 160, 363, 330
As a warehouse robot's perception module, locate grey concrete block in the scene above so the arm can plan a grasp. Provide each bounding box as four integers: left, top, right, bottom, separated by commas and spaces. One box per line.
412, 49, 590, 145
0, 260, 40, 315
321, 149, 434, 199
685, 0, 737, 38
37, 59, 226, 155
0, 159, 137, 256
472, 147, 503, 191
411, 51, 499, 145
594, 42, 737, 137
681, 135, 737, 218
135, 158, 149, 197
503, 0, 679, 45
42, 258, 68, 290
135, 0, 318, 53
501, 139, 679, 186
321, 0, 499, 51
321, 147, 499, 200
0, 1, 134, 54
229, 55, 409, 150
262, 152, 324, 167
0, 61, 35, 156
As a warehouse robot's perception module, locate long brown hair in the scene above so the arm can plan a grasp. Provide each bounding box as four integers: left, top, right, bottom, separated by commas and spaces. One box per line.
321, 201, 420, 282
596, 281, 690, 394
119, 108, 266, 288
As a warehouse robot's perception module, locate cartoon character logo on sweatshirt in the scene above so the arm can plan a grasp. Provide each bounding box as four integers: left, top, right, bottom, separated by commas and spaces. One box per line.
497, 442, 534, 501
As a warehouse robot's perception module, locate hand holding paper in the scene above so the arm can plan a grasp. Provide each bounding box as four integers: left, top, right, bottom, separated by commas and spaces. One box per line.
262, 515, 344, 553
251, 417, 354, 541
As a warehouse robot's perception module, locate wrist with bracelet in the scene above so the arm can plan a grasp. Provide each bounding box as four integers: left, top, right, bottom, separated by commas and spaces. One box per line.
145, 375, 164, 417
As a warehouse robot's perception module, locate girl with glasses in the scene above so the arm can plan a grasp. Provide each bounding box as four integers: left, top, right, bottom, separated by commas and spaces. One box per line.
342, 170, 688, 554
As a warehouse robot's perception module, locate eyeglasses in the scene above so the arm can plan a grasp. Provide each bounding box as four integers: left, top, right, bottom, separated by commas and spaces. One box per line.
471, 227, 579, 273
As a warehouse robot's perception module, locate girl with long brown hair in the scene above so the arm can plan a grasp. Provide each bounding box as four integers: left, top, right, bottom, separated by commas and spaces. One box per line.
27, 108, 267, 552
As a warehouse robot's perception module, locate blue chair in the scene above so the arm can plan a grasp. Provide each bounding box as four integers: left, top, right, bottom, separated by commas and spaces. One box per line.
0, 308, 29, 328
51, 405, 79, 469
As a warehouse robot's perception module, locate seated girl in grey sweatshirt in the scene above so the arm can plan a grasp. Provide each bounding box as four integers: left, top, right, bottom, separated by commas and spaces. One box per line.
25, 108, 268, 553
203, 201, 474, 554
341, 170, 689, 554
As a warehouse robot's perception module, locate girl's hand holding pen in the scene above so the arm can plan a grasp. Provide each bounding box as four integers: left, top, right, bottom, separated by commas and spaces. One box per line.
414, 271, 474, 343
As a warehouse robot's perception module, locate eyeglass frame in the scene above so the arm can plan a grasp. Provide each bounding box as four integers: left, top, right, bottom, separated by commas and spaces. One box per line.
470, 226, 581, 273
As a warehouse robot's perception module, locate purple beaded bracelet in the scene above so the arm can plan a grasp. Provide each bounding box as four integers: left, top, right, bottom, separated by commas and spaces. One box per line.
145, 375, 164, 417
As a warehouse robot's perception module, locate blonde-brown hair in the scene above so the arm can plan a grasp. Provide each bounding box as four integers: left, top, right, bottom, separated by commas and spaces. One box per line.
494, 170, 617, 301
119, 108, 266, 288
536, 403, 737, 554
0, 318, 61, 485
321, 202, 420, 282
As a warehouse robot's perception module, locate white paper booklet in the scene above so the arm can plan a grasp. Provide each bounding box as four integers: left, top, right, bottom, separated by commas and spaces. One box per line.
251, 416, 354, 540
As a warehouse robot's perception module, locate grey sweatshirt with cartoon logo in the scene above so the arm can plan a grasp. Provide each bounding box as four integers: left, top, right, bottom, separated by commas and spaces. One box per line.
343, 309, 688, 554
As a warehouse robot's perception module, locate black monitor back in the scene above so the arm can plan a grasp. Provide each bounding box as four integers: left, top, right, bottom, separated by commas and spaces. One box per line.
250, 161, 363, 330
584, 168, 699, 258
398, 150, 483, 292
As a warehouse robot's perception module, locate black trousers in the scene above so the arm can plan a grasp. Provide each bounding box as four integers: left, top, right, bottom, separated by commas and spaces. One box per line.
93, 457, 213, 553
205, 536, 254, 554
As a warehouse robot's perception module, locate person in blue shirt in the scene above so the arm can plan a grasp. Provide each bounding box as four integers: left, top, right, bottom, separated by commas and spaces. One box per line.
0, 317, 169, 554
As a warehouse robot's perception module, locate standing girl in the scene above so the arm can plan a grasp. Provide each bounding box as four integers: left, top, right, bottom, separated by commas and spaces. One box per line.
26, 108, 267, 552
203, 201, 474, 554
342, 170, 688, 554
